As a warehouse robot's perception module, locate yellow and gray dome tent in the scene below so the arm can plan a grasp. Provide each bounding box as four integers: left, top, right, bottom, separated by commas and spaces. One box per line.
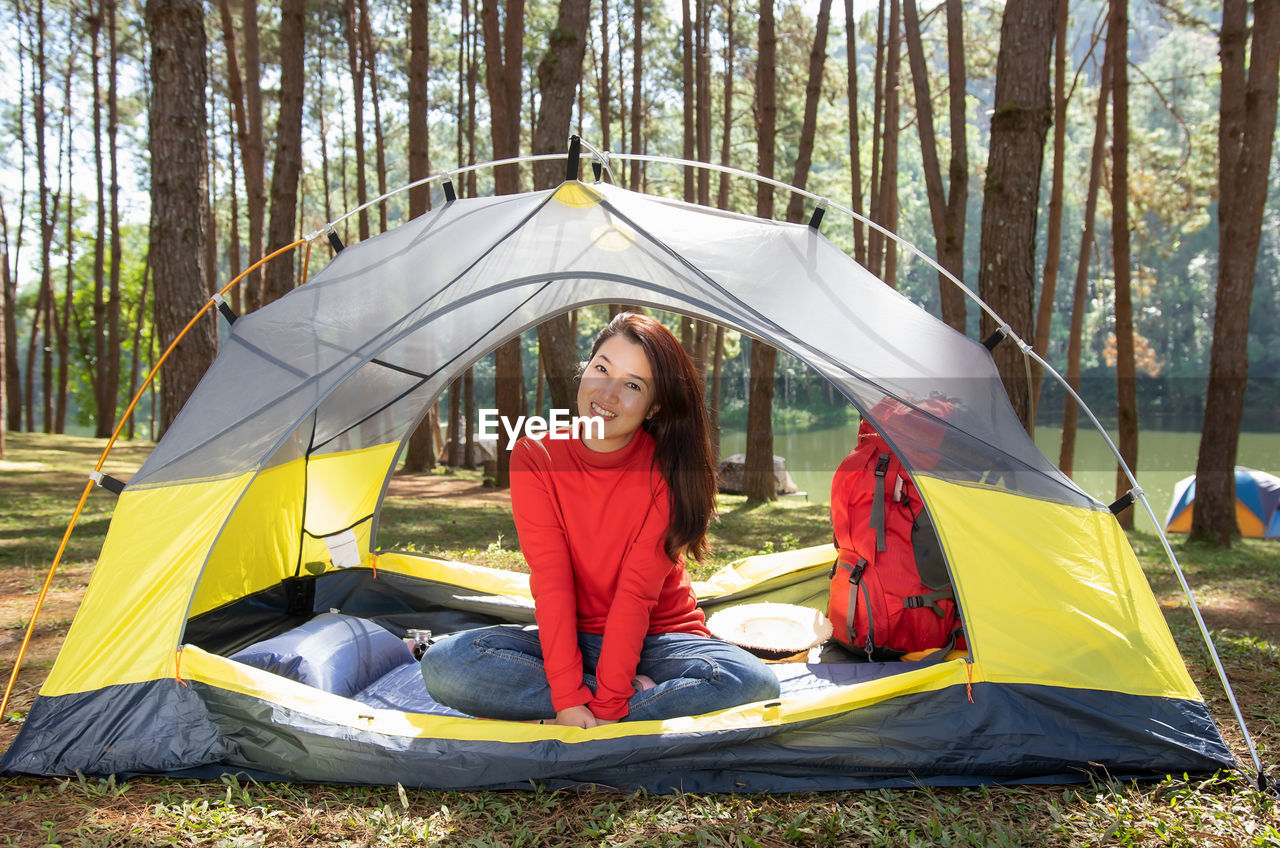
0, 150, 1245, 791
1165, 467, 1280, 540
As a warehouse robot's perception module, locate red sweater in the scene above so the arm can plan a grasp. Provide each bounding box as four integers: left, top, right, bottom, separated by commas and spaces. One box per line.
510, 429, 710, 719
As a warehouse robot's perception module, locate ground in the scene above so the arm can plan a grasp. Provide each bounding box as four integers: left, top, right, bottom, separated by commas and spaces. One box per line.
386, 470, 514, 505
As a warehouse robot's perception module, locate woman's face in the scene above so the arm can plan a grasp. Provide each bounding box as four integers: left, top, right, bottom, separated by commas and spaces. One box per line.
577, 334, 658, 452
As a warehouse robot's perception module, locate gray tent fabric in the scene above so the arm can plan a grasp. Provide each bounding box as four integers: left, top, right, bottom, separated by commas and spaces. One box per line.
133, 181, 1090, 510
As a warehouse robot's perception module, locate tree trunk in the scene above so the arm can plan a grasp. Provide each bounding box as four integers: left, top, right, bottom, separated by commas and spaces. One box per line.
147, 0, 216, 436
338, 78, 351, 241
784, 0, 832, 225
535, 345, 545, 413
126, 261, 150, 440
878, 0, 901, 287
456, 0, 468, 196
24, 281, 42, 432
717, 0, 735, 209
42, 251, 54, 433
206, 84, 220, 298
467, 11, 479, 197
54, 36, 75, 435
709, 323, 724, 461
314, 53, 333, 229
940, 0, 968, 326
0, 200, 8, 459
447, 377, 463, 467
409, 0, 431, 218
1059, 35, 1110, 478
976, 0, 1055, 430
1191, 0, 1280, 546
3, 32, 23, 434
105, 0, 123, 435
405, 407, 436, 471
845, 0, 865, 264
92, 2, 113, 436
243, 0, 266, 311
903, 0, 967, 330
1110, 0, 1137, 529
227, 102, 244, 313
33, 0, 55, 434
3, 182, 19, 431
531, 0, 590, 192
57, 65, 73, 435
481, 0, 527, 488
463, 367, 477, 467
531, 0, 589, 413
261, 0, 306, 306
681, 0, 695, 201
744, 0, 778, 504
148, 326, 158, 437
630, 0, 643, 191
598, 0, 612, 150
481, 0, 525, 194
528, 63, 537, 148
867, 0, 885, 277
756, 0, 776, 221
1030, 0, 1068, 410
360, 0, 388, 234
216, 0, 247, 307
402, 0, 440, 470
744, 338, 778, 503
344, 0, 369, 242
695, 0, 711, 205
615, 3, 628, 169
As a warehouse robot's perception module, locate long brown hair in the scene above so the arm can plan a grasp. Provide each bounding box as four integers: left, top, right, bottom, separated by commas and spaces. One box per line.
589, 313, 717, 563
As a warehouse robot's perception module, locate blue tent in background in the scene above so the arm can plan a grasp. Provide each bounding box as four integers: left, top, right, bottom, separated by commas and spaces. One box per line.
1166, 467, 1280, 539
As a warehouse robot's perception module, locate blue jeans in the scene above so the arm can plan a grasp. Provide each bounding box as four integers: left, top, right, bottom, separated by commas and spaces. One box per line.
420, 625, 780, 722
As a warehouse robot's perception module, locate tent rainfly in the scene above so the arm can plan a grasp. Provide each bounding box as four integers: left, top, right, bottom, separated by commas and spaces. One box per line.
1, 173, 1236, 791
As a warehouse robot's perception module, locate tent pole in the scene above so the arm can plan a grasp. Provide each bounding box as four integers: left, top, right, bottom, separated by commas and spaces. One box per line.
0, 239, 306, 722
311, 143, 1013, 341
15, 146, 1257, 784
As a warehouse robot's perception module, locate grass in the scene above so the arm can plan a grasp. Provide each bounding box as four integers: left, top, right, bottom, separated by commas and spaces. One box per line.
2, 431, 1279, 846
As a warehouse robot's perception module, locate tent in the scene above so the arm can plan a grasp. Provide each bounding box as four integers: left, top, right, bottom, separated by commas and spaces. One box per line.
1165, 467, 1280, 540
2, 175, 1234, 791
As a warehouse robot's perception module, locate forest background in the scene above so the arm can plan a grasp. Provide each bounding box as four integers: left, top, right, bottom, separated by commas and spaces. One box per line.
0, 0, 1277, 544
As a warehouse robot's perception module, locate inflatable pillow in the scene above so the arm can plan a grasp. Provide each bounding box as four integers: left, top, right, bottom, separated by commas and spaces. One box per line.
230, 612, 413, 697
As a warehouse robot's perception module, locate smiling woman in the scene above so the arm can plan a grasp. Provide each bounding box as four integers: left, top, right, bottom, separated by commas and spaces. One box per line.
419, 313, 780, 728
577, 333, 656, 453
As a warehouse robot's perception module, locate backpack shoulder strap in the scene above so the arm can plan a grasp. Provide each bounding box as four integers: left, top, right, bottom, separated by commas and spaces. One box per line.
870, 452, 891, 552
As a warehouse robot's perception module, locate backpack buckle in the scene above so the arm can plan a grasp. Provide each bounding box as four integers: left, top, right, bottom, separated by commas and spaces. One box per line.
848, 559, 867, 584
904, 591, 952, 618
836, 557, 868, 585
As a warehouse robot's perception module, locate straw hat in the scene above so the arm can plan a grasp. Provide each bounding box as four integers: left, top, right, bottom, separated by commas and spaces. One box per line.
707, 603, 833, 662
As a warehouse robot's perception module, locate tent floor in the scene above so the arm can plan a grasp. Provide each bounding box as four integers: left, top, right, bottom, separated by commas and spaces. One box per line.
228, 612, 935, 719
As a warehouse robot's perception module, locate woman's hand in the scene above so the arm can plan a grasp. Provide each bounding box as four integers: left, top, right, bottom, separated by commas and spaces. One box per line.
553, 705, 599, 728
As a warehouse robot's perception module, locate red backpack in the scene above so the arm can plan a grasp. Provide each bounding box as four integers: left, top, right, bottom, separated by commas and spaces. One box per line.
828, 398, 963, 661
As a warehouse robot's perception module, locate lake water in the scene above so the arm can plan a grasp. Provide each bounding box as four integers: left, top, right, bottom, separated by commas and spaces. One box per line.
720, 424, 1280, 535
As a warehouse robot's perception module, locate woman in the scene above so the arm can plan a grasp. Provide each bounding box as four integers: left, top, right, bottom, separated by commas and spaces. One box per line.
421, 313, 779, 727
